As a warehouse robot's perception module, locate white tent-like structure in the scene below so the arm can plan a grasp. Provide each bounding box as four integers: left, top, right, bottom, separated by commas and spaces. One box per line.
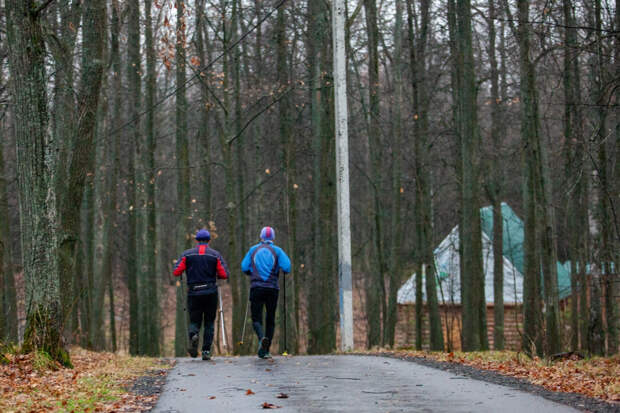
397, 225, 523, 306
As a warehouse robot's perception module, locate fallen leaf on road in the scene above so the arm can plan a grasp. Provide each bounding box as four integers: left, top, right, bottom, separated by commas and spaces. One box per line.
276, 393, 289, 399
261, 402, 281, 409
209, 396, 216, 399
246, 389, 255, 395
265, 368, 271, 372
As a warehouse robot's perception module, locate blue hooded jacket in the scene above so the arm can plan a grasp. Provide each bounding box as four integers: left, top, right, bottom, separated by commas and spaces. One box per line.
241, 241, 291, 289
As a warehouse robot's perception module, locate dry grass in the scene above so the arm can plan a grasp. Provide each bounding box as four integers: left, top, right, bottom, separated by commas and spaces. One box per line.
0, 347, 172, 412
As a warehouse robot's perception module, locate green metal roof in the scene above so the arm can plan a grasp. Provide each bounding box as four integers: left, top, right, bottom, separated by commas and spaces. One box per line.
479, 202, 572, 300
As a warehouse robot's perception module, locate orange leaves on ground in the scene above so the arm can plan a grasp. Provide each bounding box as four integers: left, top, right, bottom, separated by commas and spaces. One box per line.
246, 389, 255, 395
261, 402, 282, 409
0, 347, 171, 412
386, 350, 620, 402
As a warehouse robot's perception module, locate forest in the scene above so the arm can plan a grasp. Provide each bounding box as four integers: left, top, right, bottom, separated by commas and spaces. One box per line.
0, 0, 618, 366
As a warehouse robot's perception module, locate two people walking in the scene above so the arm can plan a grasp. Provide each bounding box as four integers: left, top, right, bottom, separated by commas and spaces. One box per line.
173, 226, 291, 360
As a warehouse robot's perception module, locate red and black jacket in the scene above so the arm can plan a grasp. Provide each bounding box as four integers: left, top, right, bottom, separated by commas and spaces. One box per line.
173, 243, 229, 295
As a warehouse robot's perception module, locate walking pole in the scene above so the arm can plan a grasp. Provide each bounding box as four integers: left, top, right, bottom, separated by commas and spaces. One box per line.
238, 294, 250, 345
282, 271, 288, 355
181, 274, 189, 338
218, 285, 229, 353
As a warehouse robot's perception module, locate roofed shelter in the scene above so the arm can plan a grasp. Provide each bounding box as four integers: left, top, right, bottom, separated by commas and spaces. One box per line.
395, 203, 572, 350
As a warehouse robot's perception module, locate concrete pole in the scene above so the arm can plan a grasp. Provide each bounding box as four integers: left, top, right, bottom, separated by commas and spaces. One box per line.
332, 0, 354, 351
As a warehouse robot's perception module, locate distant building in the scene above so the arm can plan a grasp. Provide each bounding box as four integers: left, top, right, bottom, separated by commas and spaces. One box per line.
396, 203, 572, 351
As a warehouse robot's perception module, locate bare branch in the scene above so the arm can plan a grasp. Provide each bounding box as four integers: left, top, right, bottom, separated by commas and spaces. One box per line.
34, 0, 57, 16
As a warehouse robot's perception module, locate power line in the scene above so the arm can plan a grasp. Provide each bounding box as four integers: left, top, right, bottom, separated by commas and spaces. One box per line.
105, 0, 287, 139
492, 17, 618, 34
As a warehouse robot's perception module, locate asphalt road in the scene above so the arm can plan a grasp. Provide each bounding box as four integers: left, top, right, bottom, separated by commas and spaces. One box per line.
153, 355, 578, 413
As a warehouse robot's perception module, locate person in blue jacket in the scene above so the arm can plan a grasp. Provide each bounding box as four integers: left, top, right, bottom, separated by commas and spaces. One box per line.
241, 226, 291, 358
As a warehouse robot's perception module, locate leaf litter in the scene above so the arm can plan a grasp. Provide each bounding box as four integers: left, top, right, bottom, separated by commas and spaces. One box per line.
372, 350, 620, 402
0, 347, 173, 412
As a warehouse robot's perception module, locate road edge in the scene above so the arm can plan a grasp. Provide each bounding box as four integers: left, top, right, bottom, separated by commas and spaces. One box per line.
130, 358, 176, 411
357, 352, 619, 413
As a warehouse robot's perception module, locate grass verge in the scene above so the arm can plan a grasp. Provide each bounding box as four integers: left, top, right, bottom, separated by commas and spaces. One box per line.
0, 347, 173, 412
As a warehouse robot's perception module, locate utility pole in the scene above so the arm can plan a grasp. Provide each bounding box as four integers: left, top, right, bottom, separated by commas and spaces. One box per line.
332, 0, 354, 351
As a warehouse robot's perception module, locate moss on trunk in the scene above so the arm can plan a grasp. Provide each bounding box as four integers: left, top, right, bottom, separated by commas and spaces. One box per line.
23, 308, 72, 367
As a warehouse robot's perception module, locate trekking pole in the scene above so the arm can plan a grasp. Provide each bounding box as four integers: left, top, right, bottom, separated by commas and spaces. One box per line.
218, 285, 229, 353
181, 273, 189, 335
178, 273, 191, 355
282, 270, 288, 355
238, 294, 250, 345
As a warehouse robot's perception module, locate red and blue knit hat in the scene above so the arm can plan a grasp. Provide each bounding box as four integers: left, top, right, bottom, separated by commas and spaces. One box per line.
260, 226, 275, 241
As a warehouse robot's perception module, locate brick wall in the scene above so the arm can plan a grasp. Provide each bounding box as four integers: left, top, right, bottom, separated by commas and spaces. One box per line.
395, 304, 524, 351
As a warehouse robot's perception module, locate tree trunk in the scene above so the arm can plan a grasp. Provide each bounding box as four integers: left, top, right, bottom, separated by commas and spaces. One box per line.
307, 0, 324, 354
410, 0, 443, 351
144, 0, 160, 357
588, 273, 605, 356
51, 0, 80, 344
455, 0, 486, 351
589, 273, 605, 355
583, 0, 606, 357
0, 135, 17, 344
487, 0, 505, 351
127, 0, 141, 355
515, 0, 544, 356
563, 0, 582, 352
384, 0, 404, 348
108, 272, 117, 352
93, 113, 110, 350
6, 0, 69, 365
54, 0, 105, 348
592, 0, 617, 355
82, 180, 95, 349
276, 2, 298, 353
307, 0, 336, 354
175, 0, 191, 357
195, 0, 213, 218
363, 0, 385, 348
409, 0, 425, 352
612, 0, 620, 356
231, 0, 252, 355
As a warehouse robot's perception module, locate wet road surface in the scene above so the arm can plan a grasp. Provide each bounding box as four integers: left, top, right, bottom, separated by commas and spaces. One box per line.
153, 355, 577, 412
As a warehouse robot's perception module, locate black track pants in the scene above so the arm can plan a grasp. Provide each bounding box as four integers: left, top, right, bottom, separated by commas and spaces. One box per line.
188, 292, 218, 351
250, 287, 279, 350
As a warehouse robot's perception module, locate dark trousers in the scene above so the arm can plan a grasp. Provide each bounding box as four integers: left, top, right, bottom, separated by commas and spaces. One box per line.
250, 287, 279, 350
188, 292, 218, 352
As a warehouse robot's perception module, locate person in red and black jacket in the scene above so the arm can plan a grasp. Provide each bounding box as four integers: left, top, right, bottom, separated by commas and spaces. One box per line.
173, 229, 229, 360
